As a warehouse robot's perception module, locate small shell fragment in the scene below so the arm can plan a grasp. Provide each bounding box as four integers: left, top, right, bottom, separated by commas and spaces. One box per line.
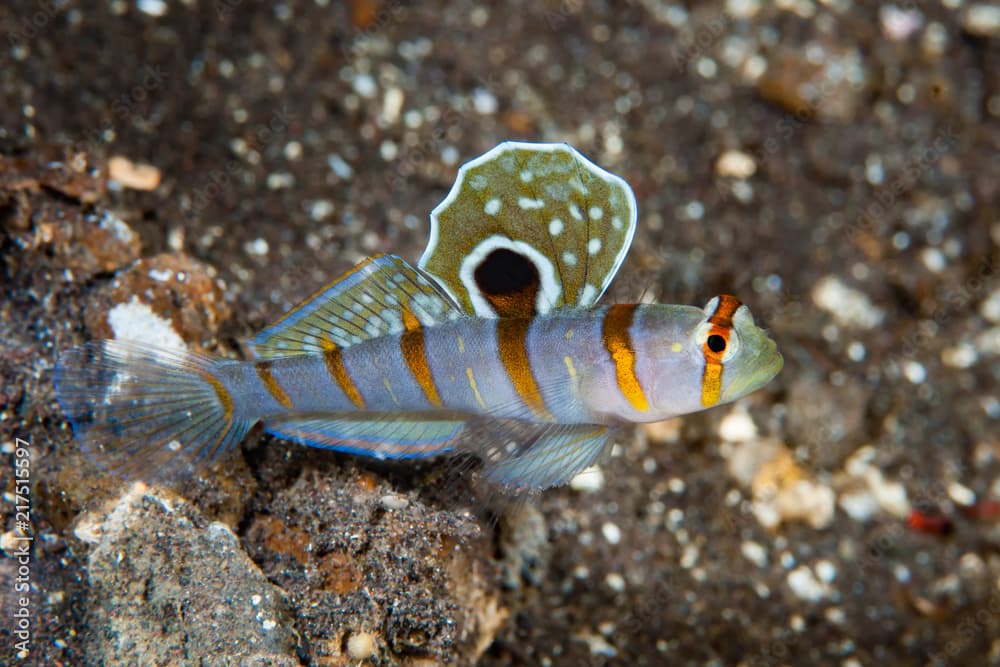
108, 156, 162, 191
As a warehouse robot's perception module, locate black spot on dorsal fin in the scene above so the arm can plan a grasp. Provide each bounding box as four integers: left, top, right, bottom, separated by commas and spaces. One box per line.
473, 247, 541, 318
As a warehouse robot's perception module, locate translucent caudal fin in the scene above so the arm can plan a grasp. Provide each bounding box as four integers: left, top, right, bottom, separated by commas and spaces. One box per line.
53, 340, 254, 480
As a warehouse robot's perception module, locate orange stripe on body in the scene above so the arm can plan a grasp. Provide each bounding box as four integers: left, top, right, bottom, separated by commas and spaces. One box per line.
200, 372, 235, 460
700, 295, 742, 407
496, 317, 553, 420
601, 304, 649, 412
400, 305, 443, 407
205, 373, 234, 421
255, 360, 293, 409
321, 336, 366, 409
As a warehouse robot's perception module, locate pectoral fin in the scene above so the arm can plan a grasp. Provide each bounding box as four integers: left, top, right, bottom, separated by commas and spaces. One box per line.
467, 421, 614, 490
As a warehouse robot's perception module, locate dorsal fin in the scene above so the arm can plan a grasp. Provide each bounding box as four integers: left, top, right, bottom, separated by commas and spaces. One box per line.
250, 254, 463, 359
419, 142, 637, 318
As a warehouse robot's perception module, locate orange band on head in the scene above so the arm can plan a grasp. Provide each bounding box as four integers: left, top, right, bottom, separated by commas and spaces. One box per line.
700, 295, 742, 407
701, 362, 723, 407
708, 295, 741, 328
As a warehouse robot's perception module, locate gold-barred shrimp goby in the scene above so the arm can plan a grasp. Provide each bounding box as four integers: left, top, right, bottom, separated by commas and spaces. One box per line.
54, 141, 783, 490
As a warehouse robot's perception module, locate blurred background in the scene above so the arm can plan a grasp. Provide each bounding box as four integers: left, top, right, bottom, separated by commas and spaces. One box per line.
1, 1, 999, 665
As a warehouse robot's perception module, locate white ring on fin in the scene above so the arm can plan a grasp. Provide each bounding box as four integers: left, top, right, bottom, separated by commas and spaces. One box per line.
421, 141, 638, 312
458, 234, 563, 316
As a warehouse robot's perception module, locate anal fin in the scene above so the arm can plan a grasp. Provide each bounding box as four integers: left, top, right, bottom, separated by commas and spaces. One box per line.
264, 413, 466, 460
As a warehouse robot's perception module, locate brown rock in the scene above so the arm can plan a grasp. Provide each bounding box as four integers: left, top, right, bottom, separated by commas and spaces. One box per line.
1, 149, 140, 280
83, 252, 232, 350
77, 484, 300, 666
757, 46, 868, 123
0, 149, 106, 204
245, 466, 506, 666
49, 205, 142, 277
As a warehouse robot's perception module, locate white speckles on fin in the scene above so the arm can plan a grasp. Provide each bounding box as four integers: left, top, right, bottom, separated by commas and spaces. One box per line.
568, 176, 589, 196
250, 255, 461, 358
469, 173, 488, 190
421, 141, 638, 314
543, 181, 570, 201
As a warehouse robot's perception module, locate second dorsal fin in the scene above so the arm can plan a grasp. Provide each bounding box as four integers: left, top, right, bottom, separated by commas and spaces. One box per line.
419, 142, 637, 318
250, 254, 463, 359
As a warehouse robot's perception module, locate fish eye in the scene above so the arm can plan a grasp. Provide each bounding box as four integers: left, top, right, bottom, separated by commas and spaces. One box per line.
695, 322, 740, 361
707, 334, 726, 353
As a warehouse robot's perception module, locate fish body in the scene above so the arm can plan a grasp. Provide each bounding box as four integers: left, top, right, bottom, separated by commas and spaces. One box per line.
55, 142, 782, 489
222, 302, 777, 427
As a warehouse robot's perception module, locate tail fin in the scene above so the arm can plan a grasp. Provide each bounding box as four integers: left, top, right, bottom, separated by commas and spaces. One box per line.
54, 340, 254, 480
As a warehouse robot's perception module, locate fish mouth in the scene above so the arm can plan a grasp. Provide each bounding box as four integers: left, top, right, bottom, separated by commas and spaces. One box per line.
761, 336, 783, 374
720, 336, 783, 402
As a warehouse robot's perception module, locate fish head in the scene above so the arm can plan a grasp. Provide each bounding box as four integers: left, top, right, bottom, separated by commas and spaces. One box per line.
709, 297, 783, 405
639, 296, 782, 420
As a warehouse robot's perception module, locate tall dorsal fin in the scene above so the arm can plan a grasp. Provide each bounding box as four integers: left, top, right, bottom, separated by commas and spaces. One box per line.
419, 141, 637, 318
250, 254, 462, 359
